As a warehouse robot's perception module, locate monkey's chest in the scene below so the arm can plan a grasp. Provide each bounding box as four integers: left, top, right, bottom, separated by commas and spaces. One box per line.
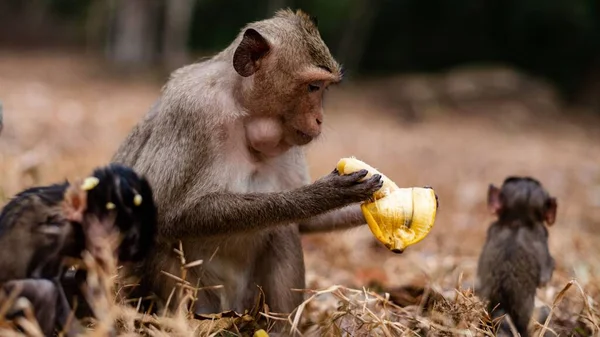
223, 160, 304, 194
248, 170, 296, 192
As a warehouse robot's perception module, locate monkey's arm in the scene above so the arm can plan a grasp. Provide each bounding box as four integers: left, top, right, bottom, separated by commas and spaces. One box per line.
531, 227, 555, 287
162, 189, 342, 238
538, 250, 555, 287
159, 170, 381, 238
297, 204, 365, 234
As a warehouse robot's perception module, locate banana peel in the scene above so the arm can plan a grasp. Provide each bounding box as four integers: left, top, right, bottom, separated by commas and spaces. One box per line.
337, 157, 438, 253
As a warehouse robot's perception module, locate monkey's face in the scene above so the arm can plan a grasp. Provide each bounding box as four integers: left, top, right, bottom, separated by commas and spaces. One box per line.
280, 66, 340, 146
488, 176, 557, 226
233, 18, 342, 148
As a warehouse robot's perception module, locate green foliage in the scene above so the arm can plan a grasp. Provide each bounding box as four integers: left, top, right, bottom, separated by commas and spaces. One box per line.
188, 0, 269, 52
47, 0, 93, 18
10, 0, 600, 101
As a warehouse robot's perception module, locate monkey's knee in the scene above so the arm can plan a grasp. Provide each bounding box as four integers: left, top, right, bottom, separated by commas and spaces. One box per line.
4, 279, 58, 313
3, 279, 61, 336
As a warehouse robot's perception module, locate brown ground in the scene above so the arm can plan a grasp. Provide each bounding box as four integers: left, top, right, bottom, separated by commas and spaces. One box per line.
1, 51, 600, 336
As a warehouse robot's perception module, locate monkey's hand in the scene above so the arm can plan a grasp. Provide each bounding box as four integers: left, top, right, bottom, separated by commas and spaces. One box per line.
313, 169, 384, 205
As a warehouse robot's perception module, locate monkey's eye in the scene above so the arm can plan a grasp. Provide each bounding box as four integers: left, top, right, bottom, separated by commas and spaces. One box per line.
44, 215, 63, 226
308, 81, 324, 93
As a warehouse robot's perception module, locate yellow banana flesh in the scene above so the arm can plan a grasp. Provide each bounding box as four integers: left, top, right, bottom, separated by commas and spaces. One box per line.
254, 329, 269, 337
337, 157, 438, 253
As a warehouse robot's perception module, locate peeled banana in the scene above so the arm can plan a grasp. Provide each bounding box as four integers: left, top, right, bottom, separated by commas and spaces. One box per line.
336, 157, 438, 253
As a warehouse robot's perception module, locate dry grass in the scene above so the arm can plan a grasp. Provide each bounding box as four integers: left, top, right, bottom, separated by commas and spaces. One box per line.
0, 50, 600, 336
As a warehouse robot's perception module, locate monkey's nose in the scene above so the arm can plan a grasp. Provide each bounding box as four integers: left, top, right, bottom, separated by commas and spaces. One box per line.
316, 118, 322, 125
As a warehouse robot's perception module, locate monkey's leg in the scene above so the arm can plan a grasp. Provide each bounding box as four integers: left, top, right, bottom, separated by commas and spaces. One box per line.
508, 296, 534, 337
254, 225, 305, 334
4, 279, 60, 336
2, 279, 84, 337
485, 302, 515, 337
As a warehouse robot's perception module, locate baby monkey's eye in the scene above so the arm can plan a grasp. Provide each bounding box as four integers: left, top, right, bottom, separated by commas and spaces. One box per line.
45, 215, 62, 226
308, 80, 325, 93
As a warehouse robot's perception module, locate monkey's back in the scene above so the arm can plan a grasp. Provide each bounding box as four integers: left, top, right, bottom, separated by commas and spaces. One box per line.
476, 222, 544, 333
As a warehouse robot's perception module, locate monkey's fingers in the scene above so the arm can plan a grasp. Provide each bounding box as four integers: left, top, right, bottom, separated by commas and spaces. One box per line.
337, 157, 399, 199
361, 187, 437, 254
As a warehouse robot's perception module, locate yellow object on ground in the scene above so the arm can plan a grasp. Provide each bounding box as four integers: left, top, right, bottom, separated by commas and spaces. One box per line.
337, 157, 438, 253
254, 329, 269, 337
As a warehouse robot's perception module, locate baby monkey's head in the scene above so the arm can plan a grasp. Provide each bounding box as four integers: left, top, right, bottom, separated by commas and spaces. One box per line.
487, 176, 557, 226
64, 163, 157, 263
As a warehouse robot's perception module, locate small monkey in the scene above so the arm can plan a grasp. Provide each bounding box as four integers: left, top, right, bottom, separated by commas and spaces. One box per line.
0, 182, 80, 283
112, 8, 383, 324
0, 182, 84, 336
60, 163, 157, 320
476, 176, 556, 337
0, 163, 157, 335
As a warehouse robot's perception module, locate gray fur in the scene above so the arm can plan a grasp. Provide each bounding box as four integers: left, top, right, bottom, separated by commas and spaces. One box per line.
111, 9, 380, 330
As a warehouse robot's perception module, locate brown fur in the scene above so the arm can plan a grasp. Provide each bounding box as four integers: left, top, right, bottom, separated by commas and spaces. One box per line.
475, 176, 556, 337
0, 183, 83, 336
111, 9, 381, 328
0, 164, 157, 336
0, 183, 77, 282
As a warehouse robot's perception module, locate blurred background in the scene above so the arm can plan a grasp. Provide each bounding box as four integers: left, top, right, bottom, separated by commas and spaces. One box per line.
1, 0, 600, 334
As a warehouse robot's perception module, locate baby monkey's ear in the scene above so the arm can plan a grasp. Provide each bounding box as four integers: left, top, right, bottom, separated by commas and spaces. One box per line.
62, 178, 92, 224
544, 197, 557, 226
487, 184, 502, 216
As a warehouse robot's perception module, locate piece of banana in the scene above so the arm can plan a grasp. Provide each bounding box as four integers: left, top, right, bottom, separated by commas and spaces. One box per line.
254, 329, 269, 337
337, 157, 399, 200
336, 157, 438, 253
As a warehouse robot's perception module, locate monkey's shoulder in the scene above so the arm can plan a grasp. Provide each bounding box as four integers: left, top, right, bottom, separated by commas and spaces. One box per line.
160, 61, 244, 119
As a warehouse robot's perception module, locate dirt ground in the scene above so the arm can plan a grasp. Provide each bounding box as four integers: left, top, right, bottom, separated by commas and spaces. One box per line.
1, 51, 600, 335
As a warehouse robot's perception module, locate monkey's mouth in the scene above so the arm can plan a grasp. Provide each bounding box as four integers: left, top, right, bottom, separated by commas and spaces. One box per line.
293, 129, 319, 146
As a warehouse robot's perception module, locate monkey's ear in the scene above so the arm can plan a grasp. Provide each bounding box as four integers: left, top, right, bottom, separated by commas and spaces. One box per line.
487, 184, 501, 215
62, 184, 87, 223
544, 197, 557, 226
233, 29, 271, 77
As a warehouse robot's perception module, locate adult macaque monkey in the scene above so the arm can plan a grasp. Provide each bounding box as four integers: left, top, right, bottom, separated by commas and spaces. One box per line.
112, 8, 382, 323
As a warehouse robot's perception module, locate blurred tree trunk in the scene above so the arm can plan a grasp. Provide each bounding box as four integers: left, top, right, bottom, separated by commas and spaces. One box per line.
336, 0, 381, 78
162, 0, 196, 71
85, 0, 110, 52
105, 0, 161, 68
267, 0, 289, 15
574, 57, 600, 114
